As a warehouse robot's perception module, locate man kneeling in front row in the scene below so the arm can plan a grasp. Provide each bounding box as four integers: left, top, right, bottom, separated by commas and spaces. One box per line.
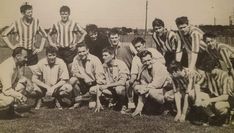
132, 50, 174, 117
0, 47, 33, 118
32, 46, 72, 110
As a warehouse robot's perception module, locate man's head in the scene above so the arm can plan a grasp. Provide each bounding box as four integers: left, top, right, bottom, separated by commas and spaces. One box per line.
20, 3, 33, 20
60, 5, 70, 22
77, 43, 89, 61
12, 47, 28, 67
152, 18, 165, 36
167, 60, 185, 78
46, 46, 58, 66
137, 50, 153, 69
131, 37, 146, 53
109, 28, 120, 46
203, 33, 217, 47
175, 16, 190, 35
86, 24, 98, 41
102, 47, 115, 64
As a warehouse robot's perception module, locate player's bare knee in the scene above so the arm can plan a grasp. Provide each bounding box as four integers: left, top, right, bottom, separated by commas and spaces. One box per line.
89, 86, 98, 95
69, 77, 78, 85
115, 86, 126, 96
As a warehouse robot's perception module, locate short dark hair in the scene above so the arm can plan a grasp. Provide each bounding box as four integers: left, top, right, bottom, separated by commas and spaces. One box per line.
175, 16, 189, 26
86, 24, 98, 33
131, 37, 146, 46
109, 28, 119, 36
203, 32, 216, 41
60, 5, 70, 14
137, 50, 152, 59
77, 43, 88, 49
12, 47, 27, 57
152, 18, 165, 27
102, 47, 115, 55
20, 3, 32, 14
167, 60, 183, 74
46, 46, 58, 55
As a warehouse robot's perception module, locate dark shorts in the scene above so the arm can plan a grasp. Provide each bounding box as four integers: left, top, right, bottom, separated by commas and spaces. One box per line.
78, 79, 97, 94
27, 50, 38, 66
164, 52, 176, 67
228, 96, 234, 108
57, 47, 77, 64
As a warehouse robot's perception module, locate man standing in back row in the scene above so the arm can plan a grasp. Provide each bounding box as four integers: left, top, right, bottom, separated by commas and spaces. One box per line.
48, 5, 87, 72
2, 3, 47, 66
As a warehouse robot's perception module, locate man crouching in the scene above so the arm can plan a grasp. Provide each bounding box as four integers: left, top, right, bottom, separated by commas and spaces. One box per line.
32, 46, 72, 110
132, 50, 174, 117
90, 47, 129, 112
0, 47, 33, 118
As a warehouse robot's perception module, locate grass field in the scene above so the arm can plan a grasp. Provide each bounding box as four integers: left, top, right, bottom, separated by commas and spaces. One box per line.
1, 44, 234, 133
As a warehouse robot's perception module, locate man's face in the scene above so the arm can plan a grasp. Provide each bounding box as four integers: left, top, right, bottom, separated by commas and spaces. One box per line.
153, 26, 164, 37
47, 52, 57, 66
16, 50, 28, 66
60, 11, 70, 22
141, 54, 153, 69
88, 31, 98, 41
103, 52, 114, 64
23, 9, 33, 20
77, 46, 89, 61
178, 24, 189, 35
171, 69, 186, 78
205, 37, 216, 47
109, 34, 120, 46
134, 42, 145, 53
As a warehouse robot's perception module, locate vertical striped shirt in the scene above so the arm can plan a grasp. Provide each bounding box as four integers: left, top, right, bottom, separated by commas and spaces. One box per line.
2, 18, 47, 50
206, 69, 231, 96
177, 26, 207, 53
51, 20, 84, 47
207, 43, 234, 70
152, 30, 179, 55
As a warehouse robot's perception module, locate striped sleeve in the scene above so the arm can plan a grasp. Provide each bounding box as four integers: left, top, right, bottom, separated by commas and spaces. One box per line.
219, 48, 233, 69
191, 31, 201, 53
168, 31, 178, 51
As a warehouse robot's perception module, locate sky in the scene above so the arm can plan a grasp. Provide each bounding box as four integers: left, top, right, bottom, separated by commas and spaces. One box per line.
0, 0, 234, 30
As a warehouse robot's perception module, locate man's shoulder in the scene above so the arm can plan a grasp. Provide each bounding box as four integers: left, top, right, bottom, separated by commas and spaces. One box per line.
0, 57, 15, 68
89, 54, 102, 62
189, 26, 204, 35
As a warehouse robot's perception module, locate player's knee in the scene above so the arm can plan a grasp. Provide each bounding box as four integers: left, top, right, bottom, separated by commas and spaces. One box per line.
215, 102, 229, 115
89, 86, 98, 95
69, 77, 78, 85
0, 97, 14, 107
148, 89, 164, 104
115, 86, 126, 96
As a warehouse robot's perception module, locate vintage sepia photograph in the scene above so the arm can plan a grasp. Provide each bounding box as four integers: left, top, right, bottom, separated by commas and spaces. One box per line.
0, 0, 234, 132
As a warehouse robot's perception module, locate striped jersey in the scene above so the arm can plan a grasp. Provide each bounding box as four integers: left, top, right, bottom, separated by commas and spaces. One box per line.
177, 26, 207, 53
3, 18, 47, 50
51, 20, 83, 48
207, 43, 234, 70
152, 30, 178, 55
206, 69, 232, 96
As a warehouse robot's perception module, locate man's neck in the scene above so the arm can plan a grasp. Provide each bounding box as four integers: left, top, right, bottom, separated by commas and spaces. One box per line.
22, 17, 33, 24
